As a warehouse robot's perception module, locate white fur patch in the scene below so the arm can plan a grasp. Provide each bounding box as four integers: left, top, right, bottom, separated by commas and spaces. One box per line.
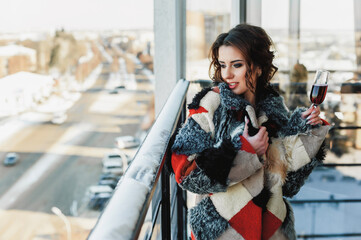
187, 154, 198, 162
246, 105, 259, 128
257, 111, 268, 126
267, 186, 287, 221
283, 135, 310, 171
218, 227, 245, 240
192, 113, 213, 133
199, 91, 221, 114
228, 151, 263, 185
299, 125, 330, 158
210, 183, 253, 221
230, 123, 245, 139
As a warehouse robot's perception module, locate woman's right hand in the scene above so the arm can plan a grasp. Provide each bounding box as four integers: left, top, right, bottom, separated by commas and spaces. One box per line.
242, 117, 269, 156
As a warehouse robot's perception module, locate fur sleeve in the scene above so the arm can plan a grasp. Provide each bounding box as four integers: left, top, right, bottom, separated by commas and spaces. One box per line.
283, 141, 326, 197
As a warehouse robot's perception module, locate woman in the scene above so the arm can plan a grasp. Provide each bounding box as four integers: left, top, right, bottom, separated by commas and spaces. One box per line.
170, 24, 330, 240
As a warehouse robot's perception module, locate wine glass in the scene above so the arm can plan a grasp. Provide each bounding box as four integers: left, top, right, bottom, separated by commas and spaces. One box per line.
310, 69, 329, 108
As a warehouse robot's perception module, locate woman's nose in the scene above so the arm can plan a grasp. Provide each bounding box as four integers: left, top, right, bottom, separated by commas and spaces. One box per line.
223, 67, 233, 79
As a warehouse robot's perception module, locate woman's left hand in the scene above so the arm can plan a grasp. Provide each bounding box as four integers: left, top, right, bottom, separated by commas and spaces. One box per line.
301, 104, 323, 125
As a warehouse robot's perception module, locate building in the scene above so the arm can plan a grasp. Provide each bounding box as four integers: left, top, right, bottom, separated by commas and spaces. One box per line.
0, 45, 37, 78
0, 71, 53, 116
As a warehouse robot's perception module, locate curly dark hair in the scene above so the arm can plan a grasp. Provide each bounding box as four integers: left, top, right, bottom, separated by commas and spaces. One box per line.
209, 23, 278, 103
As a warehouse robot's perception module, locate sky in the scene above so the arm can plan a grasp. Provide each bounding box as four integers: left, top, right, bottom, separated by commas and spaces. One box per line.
0, 0, 355, 33
262, 0, 355, 30
0, 0, 154, 32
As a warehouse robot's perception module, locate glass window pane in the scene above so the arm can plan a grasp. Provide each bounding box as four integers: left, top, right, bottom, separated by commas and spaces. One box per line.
186, 0, 232, 81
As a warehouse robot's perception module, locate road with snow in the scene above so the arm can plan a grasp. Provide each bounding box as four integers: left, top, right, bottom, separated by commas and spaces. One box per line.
0, 49, 154, 223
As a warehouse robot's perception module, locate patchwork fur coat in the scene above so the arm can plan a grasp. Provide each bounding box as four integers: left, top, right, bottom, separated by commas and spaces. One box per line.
171, 82, 330, 240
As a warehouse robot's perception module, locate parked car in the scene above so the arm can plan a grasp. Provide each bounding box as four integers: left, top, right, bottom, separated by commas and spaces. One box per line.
102, 160, 123, 175
86, 185, 113, 210
98, 179, 118, 189
86, 185, 113, 198
114, 136, 140, 149
3, 153, 19, 166
102, 153, 124, 165
99, 173, 120, 182
88, 192, 112, 210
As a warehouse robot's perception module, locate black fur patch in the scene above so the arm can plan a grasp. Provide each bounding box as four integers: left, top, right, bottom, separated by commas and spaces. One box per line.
283, 141, 326, 198
195, 138, 237, 185
262, 119, 280, 144
253, 188, 272, 211
188, 87, 213, 109
244, 111, 259, 137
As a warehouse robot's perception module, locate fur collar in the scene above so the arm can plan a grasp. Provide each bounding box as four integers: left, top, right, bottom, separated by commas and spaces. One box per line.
218, 82, 290, 129
219, 83, 287, 115
218, 83, 250, 111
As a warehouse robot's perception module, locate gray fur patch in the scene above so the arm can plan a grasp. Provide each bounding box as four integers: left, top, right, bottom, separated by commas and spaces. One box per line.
172, 118, 214, 155
282, 158, 319, 197
257, 95, 289, 127
189, 197, 229, 240
281, 108, 311, 136
218, 83, 249, 111
181, 168, 227, 194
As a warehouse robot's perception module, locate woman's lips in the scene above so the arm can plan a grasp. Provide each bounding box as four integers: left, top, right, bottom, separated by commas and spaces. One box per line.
228, 83, 238, 89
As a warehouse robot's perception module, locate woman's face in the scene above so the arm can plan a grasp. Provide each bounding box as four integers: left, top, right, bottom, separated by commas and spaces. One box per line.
218, 45, 257, 98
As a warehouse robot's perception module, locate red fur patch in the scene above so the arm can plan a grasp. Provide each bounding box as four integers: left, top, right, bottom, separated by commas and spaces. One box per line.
229, 200, 262, 239
171, 153, 197, 183
262, 210, 282, 240
321, 118, 330, 125
188, 106, 208, 117
240, 136, 256, 154
191, 231, 196, 240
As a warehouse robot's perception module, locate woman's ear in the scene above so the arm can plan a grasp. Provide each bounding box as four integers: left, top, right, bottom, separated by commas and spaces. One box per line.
251, 64, 262, 77
257, 67, 262, 77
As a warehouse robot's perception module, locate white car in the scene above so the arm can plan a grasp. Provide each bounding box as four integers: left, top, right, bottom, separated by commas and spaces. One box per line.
102, 160, 123, 175
102, 153, 124, 165
114, 136, 140, 149
86, 185, 113, 198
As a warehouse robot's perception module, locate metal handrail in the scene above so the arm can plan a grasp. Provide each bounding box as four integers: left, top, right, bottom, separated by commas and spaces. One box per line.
88, 79, 189, 240
290, 199, 361, 204
298, 233, 361, 239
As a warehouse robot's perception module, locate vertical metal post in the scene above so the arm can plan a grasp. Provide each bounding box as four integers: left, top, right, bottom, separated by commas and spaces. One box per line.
154, 0, 186, 116
231, 0, 247, 27
246, 0, 262, 26
287, 0, 301, 103
161, 165, 171, 239
354, 0, 361, 79
177, 100, 188, 240
289, 0, 301, 64
177, 185, 188, 240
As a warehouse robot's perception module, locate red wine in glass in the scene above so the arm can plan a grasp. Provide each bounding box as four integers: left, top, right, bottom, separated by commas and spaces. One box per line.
310, 70, 329, 107
310, 84, 328, 105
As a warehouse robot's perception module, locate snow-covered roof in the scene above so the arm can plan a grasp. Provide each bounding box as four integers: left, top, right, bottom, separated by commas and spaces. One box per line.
0, 71, 53, 94
0, 44, 36, 57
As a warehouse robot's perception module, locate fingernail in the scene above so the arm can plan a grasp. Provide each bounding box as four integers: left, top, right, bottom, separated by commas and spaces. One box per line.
307, 120, 311, 124
312, 110, 316, 114
306, 115, 312, 120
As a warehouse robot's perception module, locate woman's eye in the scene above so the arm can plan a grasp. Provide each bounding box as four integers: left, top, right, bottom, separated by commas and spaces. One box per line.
233, 63, 242, 68
220, 64, 226, 68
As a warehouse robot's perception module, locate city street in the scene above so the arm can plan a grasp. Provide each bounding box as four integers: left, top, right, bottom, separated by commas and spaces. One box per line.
0, 49, 154, 239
